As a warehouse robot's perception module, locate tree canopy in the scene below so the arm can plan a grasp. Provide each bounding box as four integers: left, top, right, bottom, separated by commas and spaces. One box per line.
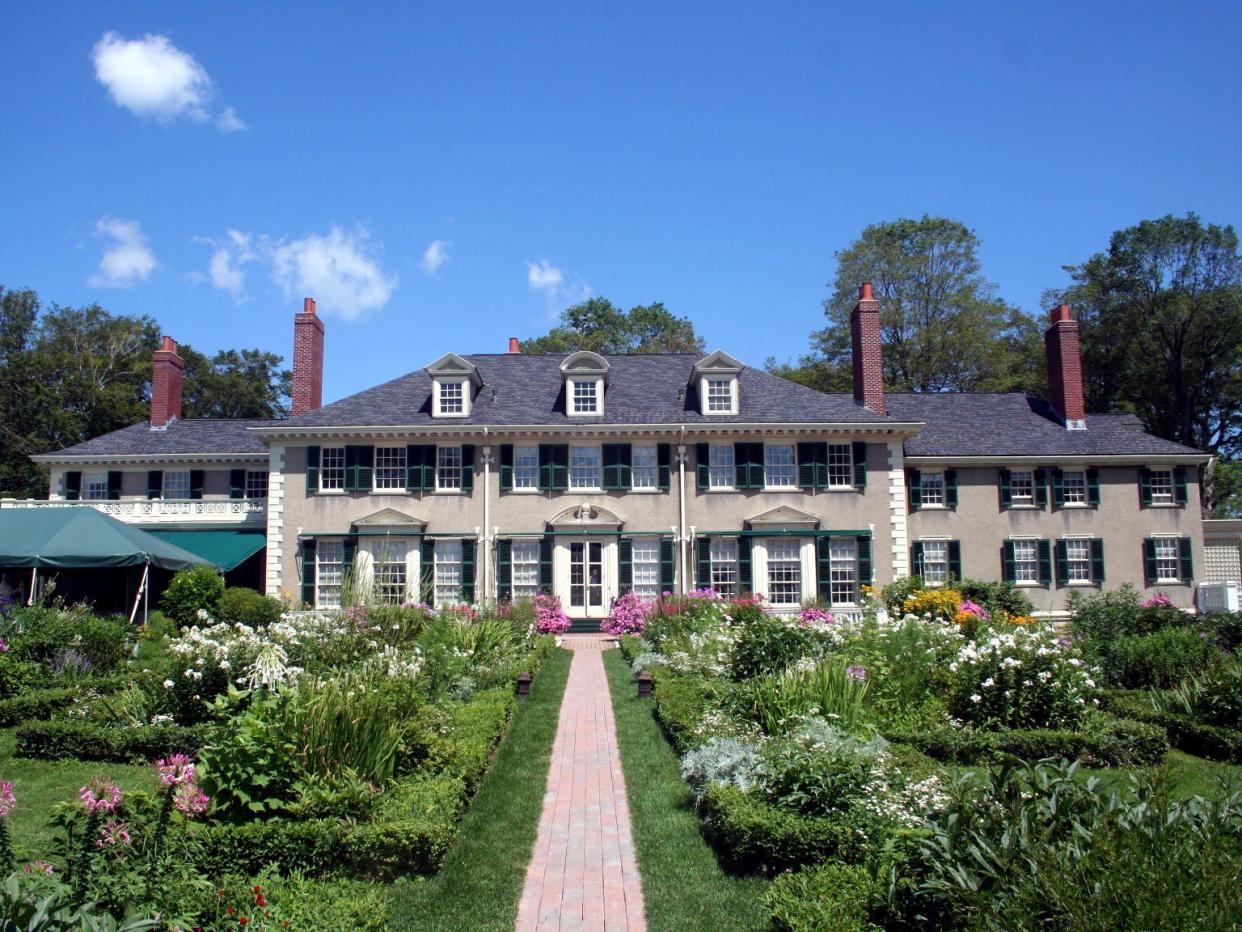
521, 298, 705, 354
179, 346, 291, 420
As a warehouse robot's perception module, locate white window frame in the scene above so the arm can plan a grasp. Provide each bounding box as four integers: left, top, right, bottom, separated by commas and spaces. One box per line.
703, 377, 738, 415
1149, 467, 1175, 505
1064, 537, 1093, 584
374, 447, 407, 491
1012, 538, 1040, 586
920, 471, 946, 508
369, 539, 410, 606
1153, 536, 1181, 584
315, 540, 345, 609
709, 538, 739, 597
1010, 469, 1035, 506
631, 445, 659, 490
568, 378, 603, 416
436, 445, 463, 492
708, 444, 734, 490
163, 470, 191, 500
828, 537, 859, 607
765, 537, 803, 606
513, 445, 539, 491
245, 470, 269, 500
763, 443, 797, 489
569, 445, 603, 490
920, 538, 949, 586
434, 378, 469, 418
1061, 469, 1087, 506
320, 446, 346, 491
827, 443, 854, 488
631, 538, 661, 602
434, 538, 463, 605
84, 472, 109, 501
511, 539, 540, 601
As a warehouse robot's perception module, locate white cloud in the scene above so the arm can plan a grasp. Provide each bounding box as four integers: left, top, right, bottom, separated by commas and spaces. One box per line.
422, 240, 451, 275
527, 259, 590, 316
271, 227, 397, 321
199, 229, 256, 298
89, 218, 157, 288
91, 32, 244, 131
527, 260, 565, 291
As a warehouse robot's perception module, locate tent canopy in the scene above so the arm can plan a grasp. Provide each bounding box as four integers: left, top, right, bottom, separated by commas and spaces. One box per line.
147, 530, 265, 572
0, 508, 215, 571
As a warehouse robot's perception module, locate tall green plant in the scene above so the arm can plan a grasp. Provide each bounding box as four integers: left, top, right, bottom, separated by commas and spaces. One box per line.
742, 662, 870, 735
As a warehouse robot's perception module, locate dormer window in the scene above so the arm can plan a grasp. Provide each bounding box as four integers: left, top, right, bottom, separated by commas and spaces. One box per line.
560, 351, 610, 418
425, 352, 481, 419
693, 350, 743, 416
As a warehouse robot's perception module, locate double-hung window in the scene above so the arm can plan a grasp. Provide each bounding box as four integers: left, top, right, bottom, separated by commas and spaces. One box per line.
374, 447, 407, 490
632, 446, 658, 489
829, 538, 858, 605
84, 473, 109, 501
827, 444, 854, 488
1010, 470, 1035, 506
437, 446, 462, 491
320, 447, 346, 491
710, 538, 739, 598
920, 472, 945, 507
1061, 469, 1087, 505
435, 539, 463, 604
764, 444, 796, 489
706, 378, 734, 413
316, 541, 345, 609
163, 471, 191, 500
437, 380, 465, 416
767, 539, 802, 605
513, 446, 539, 490
571, 380, 599, 415
1012, 539, 1039, 584
1153, 536, 1181, 583
373, 541, 408, 605
570, 446, 602, 489
1064, 538, 1092, 583
709, 445, 734, 489
632, 539, 661, 601
921, 539, 949, 585
246, 471, 269, 499
1149, 468, 1175, 504
511, 540, 540, 600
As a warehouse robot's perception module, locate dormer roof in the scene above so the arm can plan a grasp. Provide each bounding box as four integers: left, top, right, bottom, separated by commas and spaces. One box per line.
425, 352, 482, 387
693, 350, 744, 375
559, 351, 610, 379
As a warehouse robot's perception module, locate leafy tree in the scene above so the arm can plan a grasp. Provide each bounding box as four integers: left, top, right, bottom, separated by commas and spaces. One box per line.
1048, 214, 1242, 459
776, 216, 1043, 394
179, 345, 291, 419
1205, 460, 1242, 518
522, 298, 705, 354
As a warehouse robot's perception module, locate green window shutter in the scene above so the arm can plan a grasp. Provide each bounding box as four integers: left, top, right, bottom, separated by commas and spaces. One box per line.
998, 469, 1012, 510
910, 540, 925, 578
405, 445, 421, 491
229, 469, 246, 499
1174, 467, 1189, 505
1055, 540, 1068, 587
460, 445, 475, 492
695, 443, 710, 491
342, 536, 357, 571
64, 471, 82, 501
1051, 469, 1065, 508
496, 539, 513, 601
659, 538, 676, 594
1002, 541, 1016, 583
420, 539, 436, 603
1034, 469, 1048, 508
816, 443, 831, 489
817, 537, 833, 600
906, 469, 921, 511
539, 534, 554, 592
733, 443, 748, 489
106, 471, 123, 501
618, 538, 633, 593
696, 537, 711, 590
1037, 539, 1053, 586
749, 443, 766, 489
1142, 539, 1158, 586
1178, 537, 1193, 582
737, 537, 753, 594
944, 469, 958, 509
305, 445, 320, 495
357, 446, 374, 491
301, 540, 317, 608
343, 446, 357, 492
1139, 468, 1153, 506
1086, 468, 1101, 507
947, 540, 962, 581
852, 442, 868, 490
1090, 539, 1105, 584
147, 470, 163, 500
419, 445, 437, 490
657, 444, 672, 491
460, 539, 476, 602
540, 445, 568, 491
189, 470, 205, 500
797, 442, 817, 490
602, 444, 629, 490
856, 535, 873, 587
499, 445, 514, 492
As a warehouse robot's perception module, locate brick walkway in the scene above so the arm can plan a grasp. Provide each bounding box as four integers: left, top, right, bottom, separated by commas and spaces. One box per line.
516, 635, 646, 931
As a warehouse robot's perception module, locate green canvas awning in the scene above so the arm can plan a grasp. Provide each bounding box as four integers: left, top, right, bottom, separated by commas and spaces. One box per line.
147, 530, 266, 572
0, 508, 213, 571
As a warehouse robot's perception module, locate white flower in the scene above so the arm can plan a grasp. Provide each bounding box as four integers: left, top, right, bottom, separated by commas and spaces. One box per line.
970, 694, 982, 703
219, 660, 230, 670
162, 679, 174, 689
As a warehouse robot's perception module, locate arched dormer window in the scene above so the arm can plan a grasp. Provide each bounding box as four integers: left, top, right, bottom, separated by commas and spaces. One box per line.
693, 350, 743, 415
560, 351, 610, 417
425, 353, 482, 418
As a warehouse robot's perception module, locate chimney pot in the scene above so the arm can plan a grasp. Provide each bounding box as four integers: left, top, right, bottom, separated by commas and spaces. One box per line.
150, 336, 185, 429
303, 297, 316, 315
859, 281, 874, 301
1045, 303, 1086, 429
160, 335, 177, 353
850, 283, 886, 415
1050, 303, 1071, 324
292, 297, 326, 416
508, 337, 520, 354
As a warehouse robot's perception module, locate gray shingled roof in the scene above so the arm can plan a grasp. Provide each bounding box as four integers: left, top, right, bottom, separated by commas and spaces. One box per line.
36, 419, 274, 459
269, 354, 896, 429
886, 393, 1205, 457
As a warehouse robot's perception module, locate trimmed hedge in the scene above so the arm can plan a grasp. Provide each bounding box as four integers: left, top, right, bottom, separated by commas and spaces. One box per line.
767, 862, 881, 932
0, 676, 127, 726
423, 687, 515, 793
14, 719, 205, 762
617, 634, 645, 664
650, 669, 719, 755
1099, 690, 1242, 763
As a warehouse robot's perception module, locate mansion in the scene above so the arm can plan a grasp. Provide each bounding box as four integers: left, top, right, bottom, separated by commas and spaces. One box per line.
27, 286, 1209, 620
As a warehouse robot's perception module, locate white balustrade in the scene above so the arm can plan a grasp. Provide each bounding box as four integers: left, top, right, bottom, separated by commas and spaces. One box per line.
0, 498, 268, 525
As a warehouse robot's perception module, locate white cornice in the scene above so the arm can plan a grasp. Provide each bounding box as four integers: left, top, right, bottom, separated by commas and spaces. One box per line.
30, 453, 270, 466
905, 454, 1210, 466
247, 421, 927, 440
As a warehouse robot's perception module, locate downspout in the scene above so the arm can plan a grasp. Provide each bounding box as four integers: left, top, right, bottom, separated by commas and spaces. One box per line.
678, 426, 688, 595
481, 426, 490, 605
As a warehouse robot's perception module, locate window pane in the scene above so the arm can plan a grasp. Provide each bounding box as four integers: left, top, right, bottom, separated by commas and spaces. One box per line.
1013, 540, 1038, 582
320, 447, 345, 490
435, 539, 462, 604
570, 446, 602, 488
829, 538, 857, 605
632, 446, 658, 489
710, 538, 738, 597
632, 539, 660, 601
85, 472, 109, 501
827, 444, 853, 487
437, 446, 462, 490
513, 446, 539, 489
764, 444, 796, 488
767, 539, 802, 605
1011, 471, 1034, 504
922, 539, 948, 584
709, 445, 734, 489
439, 381, 464, 414
921, 472, 945, 506
1150, 469, 1174, 503
1066, 538, 1091, 582
163, 471, 191, 499
1062, 470, 1086, 504
246, 471, 269, 499
1155, 537, 1180, 581
375, 447, 406, 489
372, 540, 408, 606
706, 378, 733, 412
572, 380, 598, 414
316, 541, 345, 609
511, 540, 540, 600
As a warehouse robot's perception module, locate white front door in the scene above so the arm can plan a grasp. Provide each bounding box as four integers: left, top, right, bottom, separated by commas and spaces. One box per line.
561, 538, 611, 618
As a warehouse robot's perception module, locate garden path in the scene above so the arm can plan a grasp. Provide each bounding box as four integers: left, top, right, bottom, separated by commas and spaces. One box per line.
516, 634, 646, 931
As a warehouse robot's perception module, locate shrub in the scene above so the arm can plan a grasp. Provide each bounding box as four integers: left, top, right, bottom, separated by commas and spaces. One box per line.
731, 614, 825, 681
681, 737, 762, 798
900, 588, 961, 623
602, 590, 650, 636
616, 634, 645, 663
197, 691, 298, 819
1203, 610, 1242, 653
956, 578, 1034, 619
0, 686, 81, 725
533, 594, 570, 634
767, 863, 880, 932
651, 671, 720, 753
160, 566, 224, 625
14, 719, 204, 762
880, 576, 924, 615
1154, 659, 1242, 731
2, 605, 130, 674
739, 661, 871, 736
420, 687, 514, 792
1108, 627, 1218, 689
215, 586, 283, 628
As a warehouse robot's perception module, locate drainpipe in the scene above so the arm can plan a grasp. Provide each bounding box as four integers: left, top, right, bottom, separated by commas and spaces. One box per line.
678, 426, 688, 595
481, 427, 491, 605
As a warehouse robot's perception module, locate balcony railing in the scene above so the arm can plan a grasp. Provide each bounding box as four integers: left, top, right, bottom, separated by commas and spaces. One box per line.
0, 498, 268, 525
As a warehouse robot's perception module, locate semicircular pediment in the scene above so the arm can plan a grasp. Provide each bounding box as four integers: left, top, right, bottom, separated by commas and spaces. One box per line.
547, 503, 625, 528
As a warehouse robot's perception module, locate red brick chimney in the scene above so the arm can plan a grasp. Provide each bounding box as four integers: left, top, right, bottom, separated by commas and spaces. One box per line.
150, 336, 184, 429
850, 282, 886, 415
1045, 303, 1086, 429
508, 337, 520, 354
292, 297, 325, 416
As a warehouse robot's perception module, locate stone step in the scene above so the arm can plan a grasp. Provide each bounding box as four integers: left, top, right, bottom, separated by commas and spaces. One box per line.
566, 617, 603, 634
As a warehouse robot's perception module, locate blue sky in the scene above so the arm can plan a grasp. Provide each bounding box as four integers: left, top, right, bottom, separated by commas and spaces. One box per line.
2, 1, 1239, 403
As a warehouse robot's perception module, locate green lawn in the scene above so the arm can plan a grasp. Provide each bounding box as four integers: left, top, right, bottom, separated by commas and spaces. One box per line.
389, 647, 572, 931
0, 728, 158, 861
603, 648, 770, 932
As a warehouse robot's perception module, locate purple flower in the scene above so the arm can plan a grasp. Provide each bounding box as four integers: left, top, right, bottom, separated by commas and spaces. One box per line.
0, 781, 15, 818
958, 600, 990, 620
22, 861, 54, 875
79, 778, 121, 814
602, 591, 651, 636
533, 594, 571, 635
172, 783, 210, 817
95, 820, 131, 848
798, 607, 834, 627
155, 753, 196, 787
846, 664, 868, 683
1141, 594, 1175, 609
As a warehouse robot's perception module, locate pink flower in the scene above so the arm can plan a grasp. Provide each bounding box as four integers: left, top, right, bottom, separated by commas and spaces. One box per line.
846, 664, 869, 683
0, 638, 8, 653
602, 591, 651, 636
22, 861, 54, 875
958, 600, 990, 620
173, 783, 210, 817
798, 607, 835, 627
0, 780, 16, 818
533, 594, 571, 635
155, 753, 197, 787
95, 820, 131, 848
79, 777, 121, 814
1141, 594, 1175, 609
